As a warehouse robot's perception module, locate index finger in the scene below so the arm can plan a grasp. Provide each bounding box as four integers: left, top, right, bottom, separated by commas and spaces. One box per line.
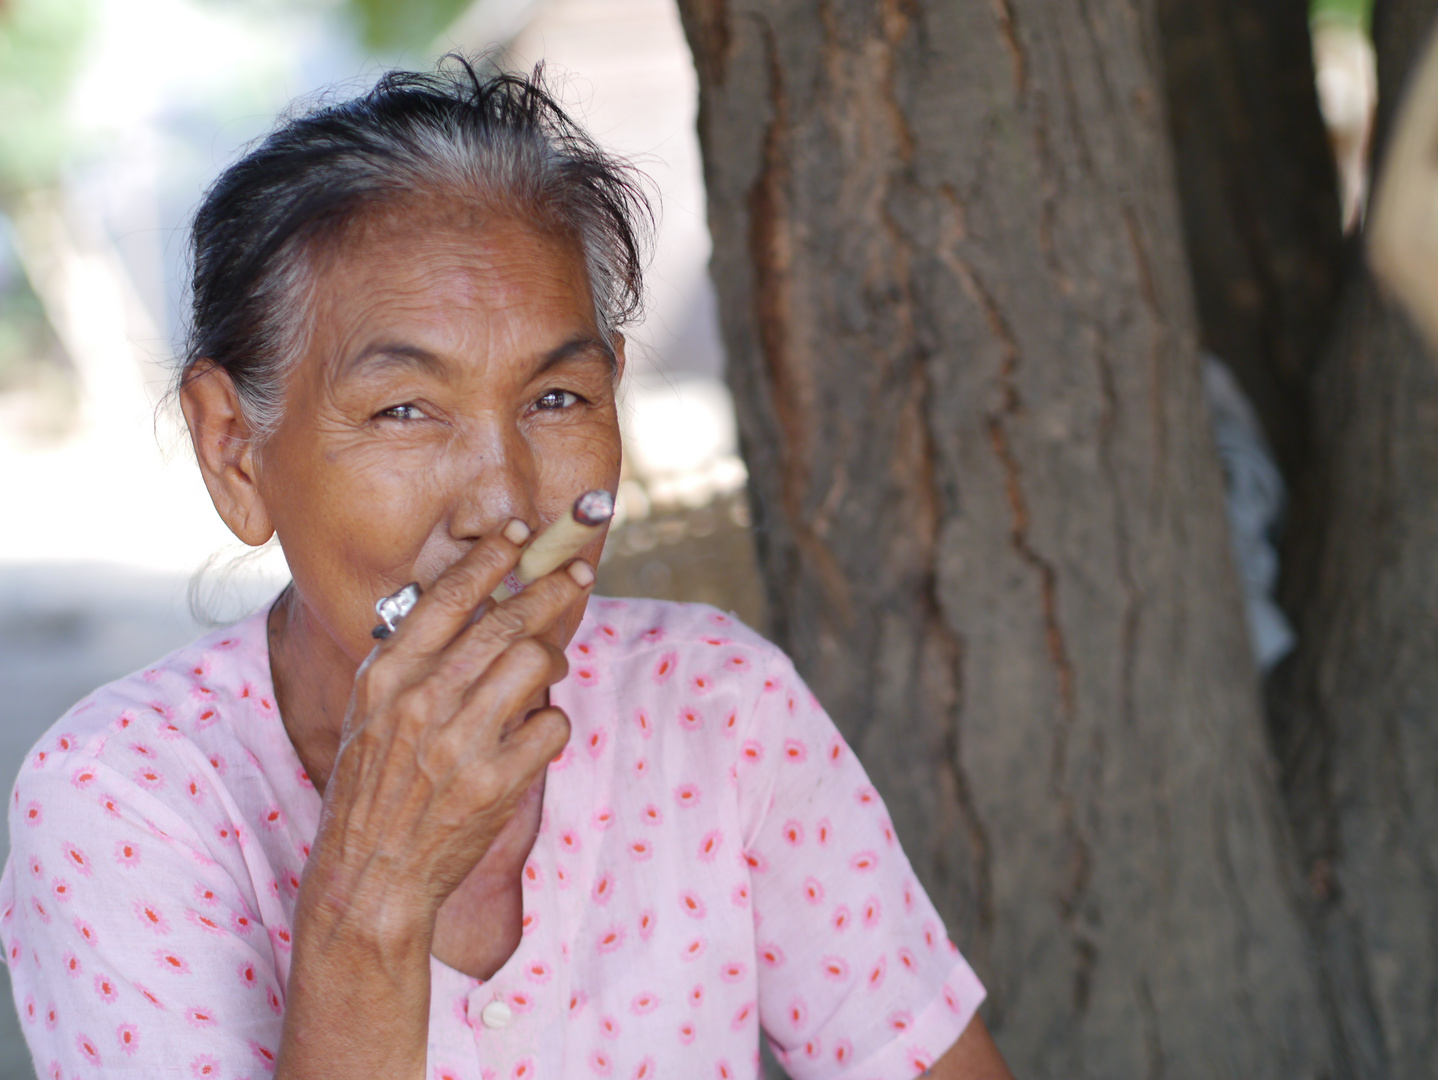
381, 518, 532, 658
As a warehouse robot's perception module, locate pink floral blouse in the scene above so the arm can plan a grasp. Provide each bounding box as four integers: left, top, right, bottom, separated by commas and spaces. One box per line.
2, 596, 984, 1079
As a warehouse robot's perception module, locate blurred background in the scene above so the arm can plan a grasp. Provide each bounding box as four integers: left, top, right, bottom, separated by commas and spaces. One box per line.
0, 0, 1376, 1074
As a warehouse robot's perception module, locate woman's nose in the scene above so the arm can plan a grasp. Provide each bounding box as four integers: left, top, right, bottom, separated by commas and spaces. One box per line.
446, 422, 539, 541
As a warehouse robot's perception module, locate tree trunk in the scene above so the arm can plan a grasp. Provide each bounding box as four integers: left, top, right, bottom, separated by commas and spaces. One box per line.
1269, 3, 1438, 1076
678, 0, 1331, 1074
1153, 0, 1344, 480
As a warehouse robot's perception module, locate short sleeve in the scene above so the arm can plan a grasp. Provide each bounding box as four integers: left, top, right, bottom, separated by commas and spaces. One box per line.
3, 749, 285, 1076
735, 649, 985, 1080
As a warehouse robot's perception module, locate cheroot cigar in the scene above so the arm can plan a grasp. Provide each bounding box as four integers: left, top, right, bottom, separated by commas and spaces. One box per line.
491, 489, 615, 602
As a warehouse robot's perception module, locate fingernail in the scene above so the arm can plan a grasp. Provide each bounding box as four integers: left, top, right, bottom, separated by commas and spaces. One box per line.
503, 518, 531, 545
567, 560, 595, 587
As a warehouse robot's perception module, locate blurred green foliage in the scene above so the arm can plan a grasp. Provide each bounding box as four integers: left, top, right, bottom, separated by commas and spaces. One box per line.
348, 0, 474, 52
1312, 0, 1372, 30
0, 0, 93, 199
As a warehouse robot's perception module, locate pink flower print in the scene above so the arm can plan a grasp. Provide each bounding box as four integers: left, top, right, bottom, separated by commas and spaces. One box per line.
903, 879, 917, 912
632, 757, 649, 779
631, 991, 658, 1015
720, 960, 746, 983
786, 693, 799, 714
827, 737, 846, 765
652, 652, 678, 683
642, 626, 664, 643
744, 850, 769, 873
231, 911, 256, 936
801, 1038, 823, 1061
74, 917, 97, 947
158, 722, 184, 741
821, 956, 851, 982
22, 801, 42, 827
71, 766, 97, 789
78, 1031, 104, 1063
550, 744, 574, 771
100, 794, 122, 818
61, 842, 92, 877
888, 1010, 914, 1032
816, 818, 832, 846
855, 785, 878, 807
261, 806, 284, 830
898, 946, 918, 973
678, 705, 703, 732
436, 1069, 462, 1080
31, 749, 48, 769
782, 819, 804, 846
880, 816, 897, 845
634, 709, 653, 739
55, 733, 76, 753
525, 960, 552, 984
787, 997, 808, 1030
834, 1039, 854, 1065
674, 783, 701, 808
740, 740, 764, 764
560, 829, 582, 853
574, 641, 594, 658
633, 1056, 656, 1079
679, 891, 707, 919
115, 840, 140, 868
678, 1020, 696, 1045
507, 990, 535, 1014
681, 937, 707, 961
21, 994, 34, 1023
716, 1059, 735, 1078
691, 673, 714, 695
44, 1003, 57, 1029
27, 856, 41, 880
135, 902, 169, 934
250, 1041, 278, 1071
709, 611, 731, 626
641, 803, 663, 826
832, 905, 852, 932
867, 955, 888, 991
135, 983, 164, 1009
523, 860, 544, 889
725, 653, 751, 674
239, 961, 259, 990
689, 983, 704, 1007
522, 911, 538, 936
207, 753, 226, 775
907, 1048, 934, 1072
130, 742, 156, 759
586, 728, 607, 758
30, 896, 51, 924
271, 926, 293, 952
943, 983, 964, 1013
187, 910, 224, 935
512, 1059, 536, 1080
116, 709, 138, 730
134, 767, 165, 790
52, 875, 74, 902
698, 830, 723, 862
759, 942, 785, 967
592, 872, 615, 905
575, 664, 600, 687
722, 710, 738, 737
268, 986, 283, 1016
852, 850, 879, 873
597, 924, 627, 953
628, 839, 653, 861
599, 623, 620, 643
192, 1054, 221, 1077
802, 877, 824, 904
599, 1013, 621, 1039
569, 990, 588, 1016
592, 807, 614, 830
297, 767, 314, 788
588, 1048, 614, 1076
731, 883, 750, 907
187, 1006, 218, 1028
182, 776, 206, 804
763, 676, 780, 693
862, 896, 882, 928
783, 739, 808, 763
283, 869, 302, 896
638, 909, 656, 940
62, 951, 82, 977
94, 974, 117, 1003
922, 921, 941, 951
156, 950, 191, 974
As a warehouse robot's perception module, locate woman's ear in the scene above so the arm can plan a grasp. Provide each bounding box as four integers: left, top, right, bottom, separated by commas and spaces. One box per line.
179, 362, 275, 547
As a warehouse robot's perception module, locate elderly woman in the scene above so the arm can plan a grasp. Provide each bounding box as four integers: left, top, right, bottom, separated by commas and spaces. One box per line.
1, 62, 1010, 1079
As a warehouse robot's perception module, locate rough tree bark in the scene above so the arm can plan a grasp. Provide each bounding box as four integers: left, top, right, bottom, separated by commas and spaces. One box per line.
1269, 2, 1438, 1076
1154, 0, 1344, 480
678, 0, 1332, 1074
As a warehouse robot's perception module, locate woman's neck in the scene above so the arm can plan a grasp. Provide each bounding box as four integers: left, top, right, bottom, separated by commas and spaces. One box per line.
266, 585, 360, 794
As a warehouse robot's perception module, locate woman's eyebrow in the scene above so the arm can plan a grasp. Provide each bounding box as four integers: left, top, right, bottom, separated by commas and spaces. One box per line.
340, 342, 449, 380
535, 334, 617, 377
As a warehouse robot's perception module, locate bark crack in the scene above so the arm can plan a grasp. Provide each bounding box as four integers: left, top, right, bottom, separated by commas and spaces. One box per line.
989, 0, 1027, 97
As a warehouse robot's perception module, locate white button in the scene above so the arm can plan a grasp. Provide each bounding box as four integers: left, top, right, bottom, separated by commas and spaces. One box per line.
479, 1000, 513, 1029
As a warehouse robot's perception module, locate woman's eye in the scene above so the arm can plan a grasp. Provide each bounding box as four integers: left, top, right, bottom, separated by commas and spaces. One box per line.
379, 403, 426, 421
535, 389, 581, 410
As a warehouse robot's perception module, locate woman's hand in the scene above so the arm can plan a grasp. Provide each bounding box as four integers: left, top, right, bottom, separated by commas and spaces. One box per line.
277, 520, 590, 1079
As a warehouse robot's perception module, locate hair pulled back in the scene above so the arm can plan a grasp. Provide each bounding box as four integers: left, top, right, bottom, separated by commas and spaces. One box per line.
180, 56, 653, 439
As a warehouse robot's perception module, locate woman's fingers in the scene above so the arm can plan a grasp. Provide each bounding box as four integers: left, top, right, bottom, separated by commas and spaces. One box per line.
382, 519, 532, 659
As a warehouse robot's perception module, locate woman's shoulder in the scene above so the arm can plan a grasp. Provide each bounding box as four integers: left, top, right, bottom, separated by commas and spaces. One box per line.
14, 609, 273, 776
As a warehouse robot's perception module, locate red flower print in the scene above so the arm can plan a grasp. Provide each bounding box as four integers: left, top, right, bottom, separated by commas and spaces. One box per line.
855, 785, 878, 807
788, 997, 808, 1029
821, 956, 851, 982
30, 896, 51, 924
134, 901, 169, 934
628, 839, 653, 861
802, 877, 824, 904
889, 1010, 913, 1032
634, 709, 653, 739
522, 911, 537, 936
600, 623, 619, 641
507, 991, 535, 1014
155, 950, 190, 974
763, 677, 780, 693
592, 872, 614, 905
561, 829, 582, 853
816, 818, 832, 846
708, 611, 730, 626
782, 819, 804, 846
135, 983, 163, 1009
722, 710, 738, 736
679, 891, 707, 918
681, 936, 707, 961
689, 984, 704, 1006
943, 984, 963, 1013
32, 750, 48, 768
587, 728, 608, 757
27, 856, 41, 879
215, 824, 237, 846
550, 745, 574, 771
599, 1013, 620, 1038
55, 733, 75, 752
134, 767, 165, 790
720, 960, 746, 983
903, 879, 917, 912
44, 1004, 57, 1029
851, 850, 879, 873
187, 1006, 217, 1028
631, 991, 658, 1015
576, 665, 599, 687
512, 1058, 535, 1079
192, 1054, 221, 1077
71, 767, 96, 788
61, 842, 91, 877
725, 653, 750, 673
231, 911, 254, 935
588, 1049, 613, 1076
730, 883, 750, 907
94, 974, 117, 1003
868, 955, 887, 991
268, 987, 283, 1015
642, 626, 664, 643
115, 840, 140, 867
74, 917, 97, 947
239, 961, 258, 989
100, 794, 121, 818
523, 861, 544, 889
744, 851, 768, 872
208, 754, 226, 775
862, 896, 882, 928
526, 960, 552, 984
632, 758, 649, 779
678, 1021, 696, 1045
674, 783, 700, 808
22, 995, 35, 1023
638, 909, 656, 940
130, 742, 155, 759
653, 652, 678, 683
783, 739, 808, 763
597, 925, 627, 953
641, 803, 662, 826
23, 802, 42, 827
832, 905, 851, 931
898, 946, 917, 972
569, 991, 588, 1016
834, 1038, 853, 1064
759, 942, 785, 967
678, 705, 703, 732
740, 739, 765, 765
698, 830, 723, 862
633, 1056, 656, 1079
250, 1040, 278, 1070
592, 807, 614, 830
691, 674, 713, 694
435, 1069, 462, 1080
271, 926, 292, 951
262, 806, 284, 830
716, 1059, 735, 1078
78, 1032, 103, 1062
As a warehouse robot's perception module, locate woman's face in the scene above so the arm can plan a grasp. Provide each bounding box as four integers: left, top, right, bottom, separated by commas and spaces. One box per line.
254, 200, 623, 663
